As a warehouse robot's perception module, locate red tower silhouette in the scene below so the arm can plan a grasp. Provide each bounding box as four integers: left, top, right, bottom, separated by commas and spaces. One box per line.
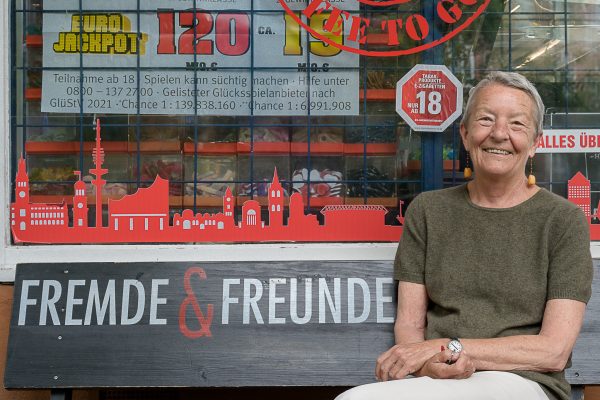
72, 171, 88, 228
223, 187, 234, 218
90, 119, 107, 227
12, 156, 30, 232
268, 168, 284, 227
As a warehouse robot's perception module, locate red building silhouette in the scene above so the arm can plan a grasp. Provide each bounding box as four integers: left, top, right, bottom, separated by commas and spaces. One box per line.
11, 156, 68, 234
14, 121, 596, 244
567, 171, 599, 240
109, 176, 170, 233
10, 120, 403, 244
568, 171, 592, 222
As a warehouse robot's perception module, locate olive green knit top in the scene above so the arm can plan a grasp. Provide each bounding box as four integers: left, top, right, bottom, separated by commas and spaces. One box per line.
394, 185, 593, 400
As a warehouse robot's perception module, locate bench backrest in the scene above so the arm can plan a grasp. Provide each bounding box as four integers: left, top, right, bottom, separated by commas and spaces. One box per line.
4, 260, 599, 389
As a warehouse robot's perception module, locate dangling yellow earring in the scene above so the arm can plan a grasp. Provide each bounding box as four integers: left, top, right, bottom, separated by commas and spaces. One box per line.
464, 151, 472, 179
527, 157, 536, 186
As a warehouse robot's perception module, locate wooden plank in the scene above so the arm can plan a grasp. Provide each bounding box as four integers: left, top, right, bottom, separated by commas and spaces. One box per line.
565, 259, 600, 384
5, 262, 396, 388
5, 260, 599, 389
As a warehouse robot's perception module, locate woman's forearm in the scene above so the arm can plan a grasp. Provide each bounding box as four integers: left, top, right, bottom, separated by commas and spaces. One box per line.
394, 321, 425, 344
464, 299, 586, 373
462, 334, 570, 373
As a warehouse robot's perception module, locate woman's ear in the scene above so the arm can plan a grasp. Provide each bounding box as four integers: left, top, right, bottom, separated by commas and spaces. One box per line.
528, 134, 541, 158
459, 123, 469, 152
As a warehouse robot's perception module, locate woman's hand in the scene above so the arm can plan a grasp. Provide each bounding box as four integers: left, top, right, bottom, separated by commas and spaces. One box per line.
418, 349, 476, 379
375, 340, 442, 381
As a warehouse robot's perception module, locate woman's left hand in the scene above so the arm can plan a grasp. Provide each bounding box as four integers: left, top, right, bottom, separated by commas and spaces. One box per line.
375, 340, 442, 381
417, 349, 476, 379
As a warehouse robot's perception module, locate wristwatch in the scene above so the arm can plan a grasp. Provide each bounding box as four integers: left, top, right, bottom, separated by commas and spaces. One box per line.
448, 338, 462, 354
447, 338, 462, 364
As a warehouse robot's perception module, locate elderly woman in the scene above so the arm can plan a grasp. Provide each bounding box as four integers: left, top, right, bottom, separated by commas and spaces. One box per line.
336, 71, 593, 400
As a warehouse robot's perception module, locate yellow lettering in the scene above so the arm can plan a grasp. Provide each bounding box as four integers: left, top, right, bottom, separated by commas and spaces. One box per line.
114, 34, 128, 53
64, 33, 78, 52
101, 33, 114, 53
108, 14, 122, 32
96, 15, 109, 32
53, 32, 65, 52
70, 15, 81, 32
87, 33, 102, 52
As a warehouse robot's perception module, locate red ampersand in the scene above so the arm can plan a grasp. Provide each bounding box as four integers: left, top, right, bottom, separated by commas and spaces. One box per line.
179, 267, 214, 338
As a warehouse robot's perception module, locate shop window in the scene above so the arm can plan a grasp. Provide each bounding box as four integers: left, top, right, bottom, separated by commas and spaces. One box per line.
10, 0, 600, 244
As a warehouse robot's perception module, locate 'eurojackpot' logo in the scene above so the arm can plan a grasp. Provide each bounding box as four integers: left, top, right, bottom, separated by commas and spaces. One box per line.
53, 13, 148, 55
278, 0, 490, 57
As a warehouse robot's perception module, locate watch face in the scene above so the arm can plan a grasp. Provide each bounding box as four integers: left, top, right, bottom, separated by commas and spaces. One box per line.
448, 340, 462, 353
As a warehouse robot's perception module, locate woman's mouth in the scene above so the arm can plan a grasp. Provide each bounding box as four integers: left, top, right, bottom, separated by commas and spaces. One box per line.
484, 148, 512, 155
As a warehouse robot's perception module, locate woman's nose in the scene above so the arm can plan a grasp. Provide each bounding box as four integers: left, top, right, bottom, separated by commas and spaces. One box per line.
490, 121, 510, 140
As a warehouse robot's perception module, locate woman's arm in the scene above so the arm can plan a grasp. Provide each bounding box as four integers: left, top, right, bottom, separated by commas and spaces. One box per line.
377, 288, 586, 380
461, 298, 586, 372
376, 281, 447, 380
394, 281, 428, 344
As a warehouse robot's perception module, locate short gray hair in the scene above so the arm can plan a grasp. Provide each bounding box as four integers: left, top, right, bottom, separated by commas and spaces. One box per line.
461, 71, 545, 137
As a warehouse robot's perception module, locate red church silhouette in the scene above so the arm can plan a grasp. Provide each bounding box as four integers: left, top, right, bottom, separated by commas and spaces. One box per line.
10, 120, 404, 244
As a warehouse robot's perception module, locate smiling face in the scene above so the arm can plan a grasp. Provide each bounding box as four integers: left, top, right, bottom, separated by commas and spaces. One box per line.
460, 83, 539, 183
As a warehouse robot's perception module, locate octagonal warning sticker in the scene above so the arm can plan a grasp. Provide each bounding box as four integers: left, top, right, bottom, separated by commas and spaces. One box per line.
396, 64, 463, 132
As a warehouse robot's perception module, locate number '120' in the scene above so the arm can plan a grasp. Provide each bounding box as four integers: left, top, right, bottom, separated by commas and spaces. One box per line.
156, 10, 343, 57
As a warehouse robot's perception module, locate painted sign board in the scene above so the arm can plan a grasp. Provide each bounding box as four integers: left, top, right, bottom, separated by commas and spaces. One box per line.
5, 262, 396, 388
537, 129, 600, 153
41, 0, 359, 116
395, 64, 463, 132
5, 260, 600, 389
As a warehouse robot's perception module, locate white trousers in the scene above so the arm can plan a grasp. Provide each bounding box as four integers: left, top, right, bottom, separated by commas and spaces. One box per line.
335, 371, 550, 400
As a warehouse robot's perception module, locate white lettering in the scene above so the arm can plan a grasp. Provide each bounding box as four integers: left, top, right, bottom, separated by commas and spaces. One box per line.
221, 279, 240, 324
376, 278, 394, 323
18, 280, 39, 326
121, 279, 145, 325
65, 280, 86, 325
268, 278, 286, 324
149, 279, 169, 325
243, 279, 264, 324
319, 278, 341, 323
84, 280, 116, 325
290, 278, 312, 324
40, 280, 62, 326
347, 278, 370, 324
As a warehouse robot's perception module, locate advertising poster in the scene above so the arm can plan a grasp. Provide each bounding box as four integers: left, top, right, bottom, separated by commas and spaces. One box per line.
537, 129, 600, 153
41, 0, 359, 116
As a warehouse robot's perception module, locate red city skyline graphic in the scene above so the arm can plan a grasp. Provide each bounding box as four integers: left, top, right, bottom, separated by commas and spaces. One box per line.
10, 122, 600, 244
10, 121, 403, 244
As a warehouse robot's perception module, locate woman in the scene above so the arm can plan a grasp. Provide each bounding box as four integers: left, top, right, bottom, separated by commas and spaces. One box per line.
336, 71, 593, 400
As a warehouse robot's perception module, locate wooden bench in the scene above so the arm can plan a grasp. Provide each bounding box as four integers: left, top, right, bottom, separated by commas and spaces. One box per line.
4, 260, 599, 400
